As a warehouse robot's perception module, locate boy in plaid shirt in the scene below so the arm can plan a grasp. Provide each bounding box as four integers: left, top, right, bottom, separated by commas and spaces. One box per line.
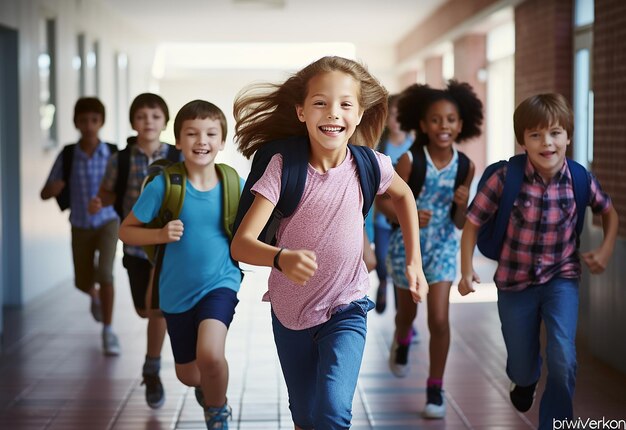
458, 93, 618, 430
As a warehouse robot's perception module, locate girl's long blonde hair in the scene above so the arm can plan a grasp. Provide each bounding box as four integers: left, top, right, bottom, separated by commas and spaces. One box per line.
234, 56, 388, 159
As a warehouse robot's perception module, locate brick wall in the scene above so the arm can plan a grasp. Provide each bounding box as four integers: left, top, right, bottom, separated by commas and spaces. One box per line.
515, 0, 573, 103
593, 0, 626, 237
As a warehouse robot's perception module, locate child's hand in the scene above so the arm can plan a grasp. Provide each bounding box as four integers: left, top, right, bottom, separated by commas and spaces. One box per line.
581, 249, 610, 274
453, 185, 470, 207
406, 264, 428, 303
160, 220, 184, 243
458, 271, 480, 296
418, 209, 432, 227
88, 196, 102, 214
280, 249, 317, 285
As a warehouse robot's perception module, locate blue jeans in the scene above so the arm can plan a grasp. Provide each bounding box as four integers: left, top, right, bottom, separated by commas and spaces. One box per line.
497, 278, 578, 430
271, 297, 374, 430
374, 225, 391, 282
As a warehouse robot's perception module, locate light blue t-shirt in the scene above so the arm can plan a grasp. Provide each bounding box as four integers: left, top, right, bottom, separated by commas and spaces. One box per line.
132, 174, 243, 313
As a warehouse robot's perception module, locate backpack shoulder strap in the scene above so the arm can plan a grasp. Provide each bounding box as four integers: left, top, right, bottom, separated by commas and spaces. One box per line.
114, 146, 132, 218
160, 161, 186, 224
407, 145, 427, 200
450, 151, 471, 219
166, 144, 181, 162
105, 142, 118, 154
216, 163, 241, 240
491, 154, 526, 253
56, 144, 76, 211
566, 158, 591, 237
277, 137, 309, 218
348, 144, 381, 217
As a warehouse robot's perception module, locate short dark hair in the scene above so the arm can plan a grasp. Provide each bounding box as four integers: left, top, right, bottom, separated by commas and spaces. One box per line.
174, 100, 227, 141
513, 93, 574, 145
129, 93, 169, 125
74, 97, 105, 124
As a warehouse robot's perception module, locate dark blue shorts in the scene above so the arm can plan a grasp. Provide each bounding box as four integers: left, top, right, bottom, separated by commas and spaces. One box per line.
162, 288, 239, 364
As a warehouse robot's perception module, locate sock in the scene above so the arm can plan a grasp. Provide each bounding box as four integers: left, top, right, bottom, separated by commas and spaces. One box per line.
102, 325, 113, 334
397, 331, 412, 346
143, 355, 161, 375
427, 377, 443, 388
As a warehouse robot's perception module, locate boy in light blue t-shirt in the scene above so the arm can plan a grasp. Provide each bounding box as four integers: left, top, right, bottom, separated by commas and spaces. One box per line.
119, 100, 242, 429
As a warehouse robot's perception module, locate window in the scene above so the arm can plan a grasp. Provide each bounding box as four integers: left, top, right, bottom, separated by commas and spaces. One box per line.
573, 0, 594, 167
39, 17, 57, 149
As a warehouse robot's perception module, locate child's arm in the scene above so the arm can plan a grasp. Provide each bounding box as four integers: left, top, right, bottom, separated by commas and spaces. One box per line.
383, 171, 428, 303
362, 229, 376, 272
458, 220, 481, 295
452, 160, 475, 229
231, 194, 318, 285
40, 180, 65, 200
374, 152, 411, 225
581, 205, 619, 274
118, 211, 183, 246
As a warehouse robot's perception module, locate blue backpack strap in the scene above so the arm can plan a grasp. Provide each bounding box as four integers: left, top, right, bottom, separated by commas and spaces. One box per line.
476, 153, 526, 260
566, 158, 590, 238
348, 144, 381, 217
233, 136, 309, 245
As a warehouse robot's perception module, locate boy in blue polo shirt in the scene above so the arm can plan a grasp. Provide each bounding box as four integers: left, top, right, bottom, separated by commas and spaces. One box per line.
40, 97, 120, 356
119, 100, 242, 429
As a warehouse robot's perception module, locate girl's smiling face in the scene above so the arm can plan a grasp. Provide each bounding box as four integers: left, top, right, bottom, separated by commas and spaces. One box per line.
296, 71, 363, 154
419, 99, 463, 150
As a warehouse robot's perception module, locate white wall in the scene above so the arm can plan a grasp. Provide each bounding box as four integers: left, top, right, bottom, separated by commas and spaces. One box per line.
1, 0, 158, 304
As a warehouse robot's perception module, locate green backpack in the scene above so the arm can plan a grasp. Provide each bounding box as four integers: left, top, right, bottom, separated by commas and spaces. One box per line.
141, 160, 241, 264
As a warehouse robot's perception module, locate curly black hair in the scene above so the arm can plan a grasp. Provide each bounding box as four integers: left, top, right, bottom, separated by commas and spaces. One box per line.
396, 79, 483, 147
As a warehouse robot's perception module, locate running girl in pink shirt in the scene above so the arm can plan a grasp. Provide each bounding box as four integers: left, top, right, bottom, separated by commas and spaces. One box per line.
231, 56, 428, 430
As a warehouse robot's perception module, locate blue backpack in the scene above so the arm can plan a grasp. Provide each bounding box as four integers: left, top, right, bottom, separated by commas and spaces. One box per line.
233, 136, 381, 245
475, 153, 590, 260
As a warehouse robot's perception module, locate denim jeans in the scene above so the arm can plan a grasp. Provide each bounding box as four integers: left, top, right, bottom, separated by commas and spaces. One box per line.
497, 277, 578, 430
271, 296, 374, 430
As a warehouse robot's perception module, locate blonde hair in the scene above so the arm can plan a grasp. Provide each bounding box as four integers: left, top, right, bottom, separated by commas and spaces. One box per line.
233, 56, 388, 159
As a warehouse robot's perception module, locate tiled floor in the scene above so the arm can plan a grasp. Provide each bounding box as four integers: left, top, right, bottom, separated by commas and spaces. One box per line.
1, 255, 625, 429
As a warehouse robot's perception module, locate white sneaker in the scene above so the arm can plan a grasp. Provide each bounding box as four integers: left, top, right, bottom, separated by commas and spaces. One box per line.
102, 330, 121, 356
422, 385, 446, 419
388, 339, 410, 378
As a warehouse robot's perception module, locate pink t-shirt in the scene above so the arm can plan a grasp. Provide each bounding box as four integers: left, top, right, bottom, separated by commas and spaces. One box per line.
251, 149, 394, 330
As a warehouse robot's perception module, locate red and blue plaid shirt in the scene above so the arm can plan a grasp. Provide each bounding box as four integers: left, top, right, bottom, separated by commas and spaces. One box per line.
467, 159, 612, 291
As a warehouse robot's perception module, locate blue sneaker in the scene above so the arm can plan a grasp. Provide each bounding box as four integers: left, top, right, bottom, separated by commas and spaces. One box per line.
205, 402, 232, 429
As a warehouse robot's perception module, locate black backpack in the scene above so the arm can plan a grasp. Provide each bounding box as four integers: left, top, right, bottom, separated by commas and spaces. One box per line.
405, 145, 470, 219
56, 142, 118, 211
233, 136, 381, 245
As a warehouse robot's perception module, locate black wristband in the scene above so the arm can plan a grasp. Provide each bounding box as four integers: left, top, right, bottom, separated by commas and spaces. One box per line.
273, 248, 284, 272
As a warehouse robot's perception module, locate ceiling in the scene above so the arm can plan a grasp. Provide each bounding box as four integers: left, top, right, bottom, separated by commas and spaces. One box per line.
102, 0, 447, 47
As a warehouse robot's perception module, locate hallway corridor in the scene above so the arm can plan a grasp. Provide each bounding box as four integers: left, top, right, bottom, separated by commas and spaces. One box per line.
1, 255, 625, 429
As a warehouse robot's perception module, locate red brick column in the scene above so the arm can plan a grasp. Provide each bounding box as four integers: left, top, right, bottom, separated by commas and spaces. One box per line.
454, 34, 487, 172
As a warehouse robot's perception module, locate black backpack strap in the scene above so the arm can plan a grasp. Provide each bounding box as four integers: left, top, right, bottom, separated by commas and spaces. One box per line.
105, 142, 118, 154
56, 144, 76, 211
450, 151, 470, 219
114, 146, 131, 219
165, 144, 181, 162
348, 145, 381, 217
407, 144, 427, 200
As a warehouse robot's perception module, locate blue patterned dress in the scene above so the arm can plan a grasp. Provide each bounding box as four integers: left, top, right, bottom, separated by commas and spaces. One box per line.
387, 146, 460, 287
